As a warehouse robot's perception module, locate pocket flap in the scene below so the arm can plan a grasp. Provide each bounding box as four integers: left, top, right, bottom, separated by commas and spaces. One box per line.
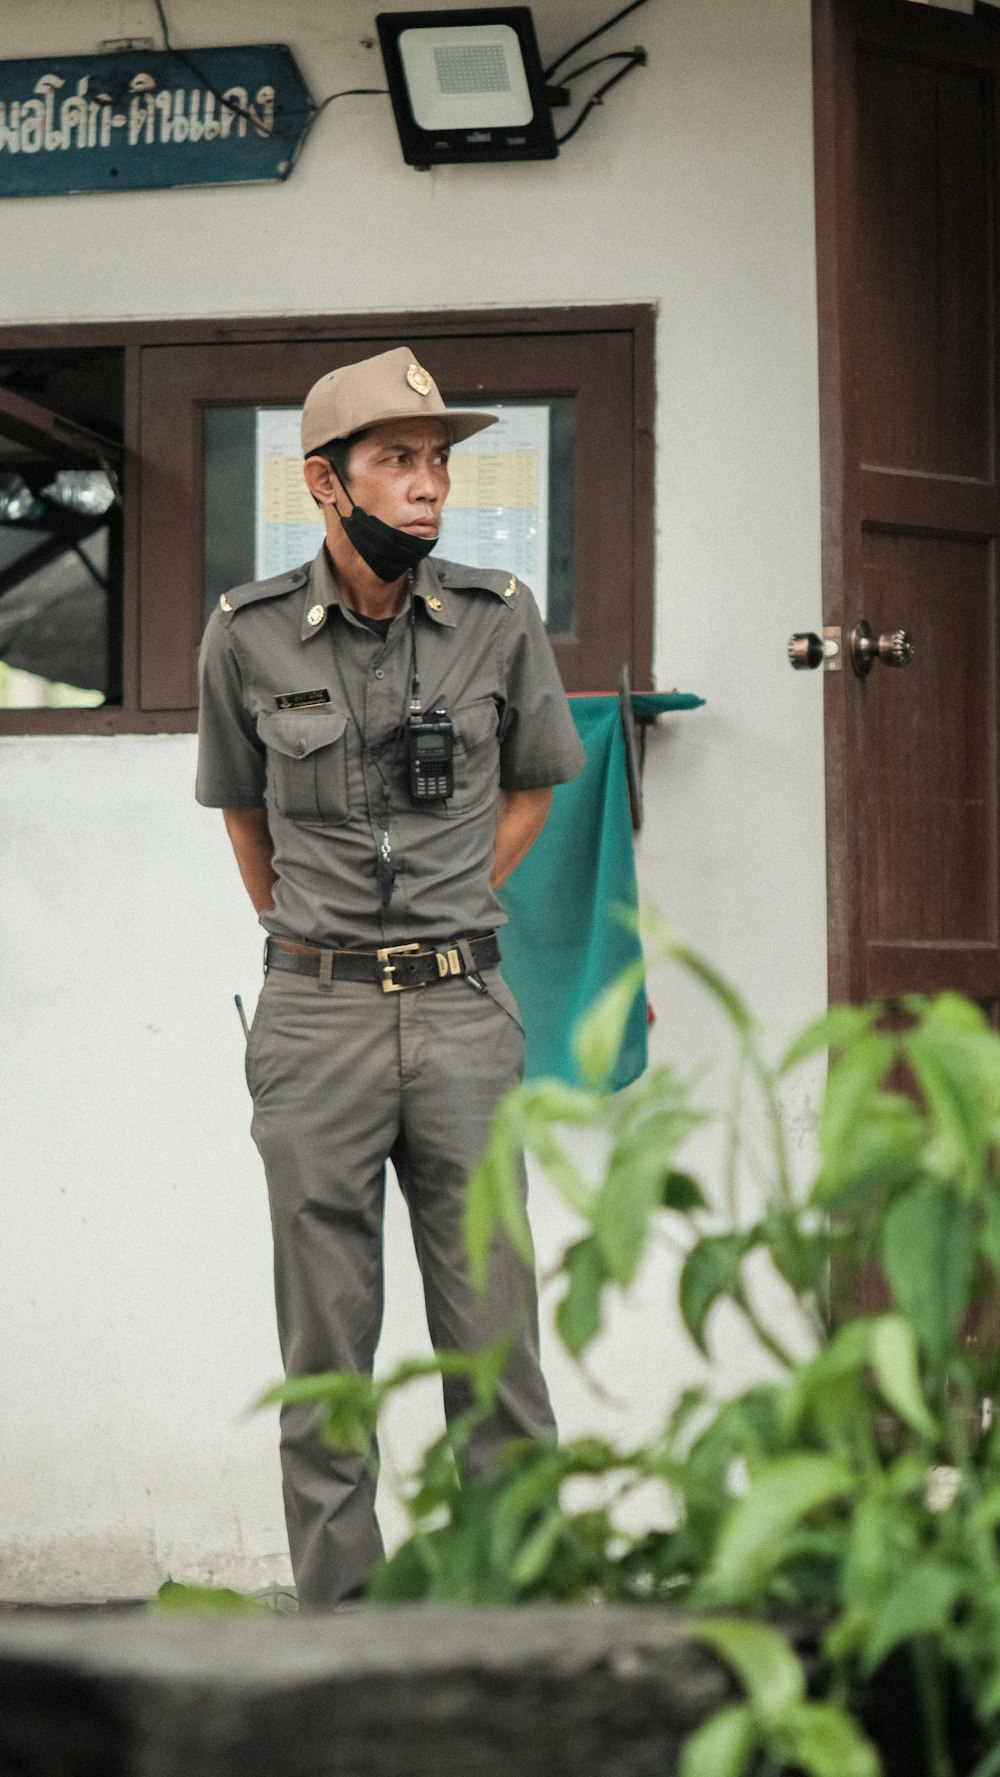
257, 708, 348, 759
455, 698, 498, 752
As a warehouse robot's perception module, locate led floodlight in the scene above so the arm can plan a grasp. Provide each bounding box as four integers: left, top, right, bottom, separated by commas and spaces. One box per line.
377, 8, 558, 167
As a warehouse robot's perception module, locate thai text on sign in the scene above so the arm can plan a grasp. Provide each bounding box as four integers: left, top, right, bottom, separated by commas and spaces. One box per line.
0, 46, 313, 194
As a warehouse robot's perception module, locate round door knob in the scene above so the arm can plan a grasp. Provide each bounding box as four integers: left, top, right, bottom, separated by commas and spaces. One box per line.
850, 620, 915, 677
788, 631, 824, 670
877, 629, 913, 667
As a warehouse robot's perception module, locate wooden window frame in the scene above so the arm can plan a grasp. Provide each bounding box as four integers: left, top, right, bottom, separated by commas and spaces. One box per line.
0, 305, 655, 736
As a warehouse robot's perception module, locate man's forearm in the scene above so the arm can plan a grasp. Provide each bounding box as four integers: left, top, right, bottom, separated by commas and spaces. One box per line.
492, 786, 553, 889
223, 807, 278, 912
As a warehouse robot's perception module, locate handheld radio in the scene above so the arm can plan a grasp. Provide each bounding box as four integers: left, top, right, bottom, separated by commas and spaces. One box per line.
407, 707, 454, 801
406, 595, 454, 804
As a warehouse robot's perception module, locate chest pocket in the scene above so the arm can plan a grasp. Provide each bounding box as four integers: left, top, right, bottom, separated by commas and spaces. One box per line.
257, 708, 350, 826
431, 696, 500, 821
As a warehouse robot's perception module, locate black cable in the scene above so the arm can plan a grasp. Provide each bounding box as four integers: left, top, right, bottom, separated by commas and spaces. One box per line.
543, 0, 651, 82
555, 52, 647, 146
312, 89, 389, 117
560, 49, 646, 85
150, 0, 386, 146
151, 0, 172, 48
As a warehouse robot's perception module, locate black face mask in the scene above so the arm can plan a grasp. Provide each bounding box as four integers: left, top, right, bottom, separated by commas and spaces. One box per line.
334, 488, 438, 584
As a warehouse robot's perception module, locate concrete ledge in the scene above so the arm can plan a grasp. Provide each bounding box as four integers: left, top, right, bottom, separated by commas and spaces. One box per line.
0, 1606, 734, 1776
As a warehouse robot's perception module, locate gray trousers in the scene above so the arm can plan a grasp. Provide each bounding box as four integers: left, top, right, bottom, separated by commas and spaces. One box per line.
245, 963, 556, 1610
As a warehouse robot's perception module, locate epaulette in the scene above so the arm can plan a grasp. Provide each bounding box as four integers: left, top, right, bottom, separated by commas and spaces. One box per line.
217, 561, 311, 618
433, 559, 522, 607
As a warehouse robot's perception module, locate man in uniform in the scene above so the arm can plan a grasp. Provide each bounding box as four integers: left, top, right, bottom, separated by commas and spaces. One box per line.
196, 346, 585, 1610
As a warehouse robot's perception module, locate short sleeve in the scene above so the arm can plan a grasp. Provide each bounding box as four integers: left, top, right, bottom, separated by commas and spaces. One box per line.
195, 611, 266, 808
498, 583, 586, 791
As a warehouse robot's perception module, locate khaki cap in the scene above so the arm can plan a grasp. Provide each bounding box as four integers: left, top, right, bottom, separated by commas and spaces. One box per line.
301, 346, 498, 455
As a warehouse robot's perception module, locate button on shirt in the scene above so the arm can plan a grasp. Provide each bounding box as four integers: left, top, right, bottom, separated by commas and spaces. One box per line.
196, 547, 586, 948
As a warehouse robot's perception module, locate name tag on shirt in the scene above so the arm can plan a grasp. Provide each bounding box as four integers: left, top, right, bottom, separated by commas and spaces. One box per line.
274, 688, 331, 711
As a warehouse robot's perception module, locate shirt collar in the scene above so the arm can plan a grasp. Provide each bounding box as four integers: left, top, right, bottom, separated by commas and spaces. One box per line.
301, 547, 456, 639
411, 556, 456, 628
299, 545, 344, 640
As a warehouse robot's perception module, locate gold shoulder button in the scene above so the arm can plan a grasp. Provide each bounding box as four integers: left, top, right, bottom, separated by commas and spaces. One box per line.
219, 593, 233, 612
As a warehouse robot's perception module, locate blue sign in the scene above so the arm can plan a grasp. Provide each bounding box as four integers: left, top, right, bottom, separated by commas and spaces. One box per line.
0, 46, 314, 196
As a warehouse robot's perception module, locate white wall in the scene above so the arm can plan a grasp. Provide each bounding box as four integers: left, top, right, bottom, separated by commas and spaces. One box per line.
0, 0, 826, 1600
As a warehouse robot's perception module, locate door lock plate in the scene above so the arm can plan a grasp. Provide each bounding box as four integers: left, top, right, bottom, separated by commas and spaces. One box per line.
787, 627, 842, 671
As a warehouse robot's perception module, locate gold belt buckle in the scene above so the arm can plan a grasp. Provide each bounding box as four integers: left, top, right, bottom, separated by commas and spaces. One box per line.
376, 942, 423, 993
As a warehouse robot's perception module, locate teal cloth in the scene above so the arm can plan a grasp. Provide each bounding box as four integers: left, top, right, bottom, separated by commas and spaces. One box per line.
499, 697, 643, 1089
498, 693, 702, 1090
630, 691, 705, 718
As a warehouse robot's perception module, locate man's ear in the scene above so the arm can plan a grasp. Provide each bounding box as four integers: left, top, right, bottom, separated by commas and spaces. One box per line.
303, 455, 342, 509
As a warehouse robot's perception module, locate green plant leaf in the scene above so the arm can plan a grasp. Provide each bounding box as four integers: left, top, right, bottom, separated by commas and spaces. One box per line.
679, 1704, 757, 1777
868, 1314, 937, 1440
764, 1209, 826, 1297
153, 1580, 269, 1615
464, 1102, 535, 1289
510, 1503, 567, 1588
980, 1192, 1000, 1272
812, 1092, 924, 1208
903, 1020, 998, 1177
819, 1030, 896, 1182
773, 1703, 882, 1777
919, 992, 991, 1035
881, 1182, 975, 1363
971, 1642, 1000, 1725
523, 1124, 595, 1218
684, 1616, 804, 1714
519, 1078, 606, 1126
707, 1454, 855, 1598
779, 1003, 882, 1075
593, 1118, 689, 1287
862, 1558, 966, 1673
838, 1488, 919, 1617
781, 1320, 874, 1440
663, 1170, 708, 1211
663, 935, 755, 1036
678, 1233, 748, 1356
368, 1534, 439, 1602
573, 960, 647, 1086
556, 1237, 606, 1355
259, 1369, 381, 1456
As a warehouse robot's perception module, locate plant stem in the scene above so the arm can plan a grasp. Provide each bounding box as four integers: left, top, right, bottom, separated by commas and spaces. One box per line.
735, 1286, 798, 1373
746, 1039, 796, 1212
966, 1739, 1000, 1777
913, 1637, 957, 1777
723, 1050, 746, 1229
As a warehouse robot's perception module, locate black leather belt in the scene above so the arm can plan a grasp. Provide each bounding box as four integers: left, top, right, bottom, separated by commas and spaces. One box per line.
264, 932, 501, 994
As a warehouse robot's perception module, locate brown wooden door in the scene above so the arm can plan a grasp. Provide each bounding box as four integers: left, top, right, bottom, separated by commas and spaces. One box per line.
815, 0, 1000, 1011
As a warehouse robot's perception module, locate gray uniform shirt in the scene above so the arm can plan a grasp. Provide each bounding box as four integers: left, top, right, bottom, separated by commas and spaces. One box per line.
196, 546, 585, 948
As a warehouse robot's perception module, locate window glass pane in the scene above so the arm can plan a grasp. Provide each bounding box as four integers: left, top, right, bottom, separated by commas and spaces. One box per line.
202, 407, 257, 628
0, 349, 123, 709
0, 517, 114, 710
202, 396, 574, 634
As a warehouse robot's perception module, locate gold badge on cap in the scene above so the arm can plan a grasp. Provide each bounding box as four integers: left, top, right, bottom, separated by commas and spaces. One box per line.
427, 596, 443, 612
219, 593, 233, 612
307, 604, 325, 627
406, 361, 432, 396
